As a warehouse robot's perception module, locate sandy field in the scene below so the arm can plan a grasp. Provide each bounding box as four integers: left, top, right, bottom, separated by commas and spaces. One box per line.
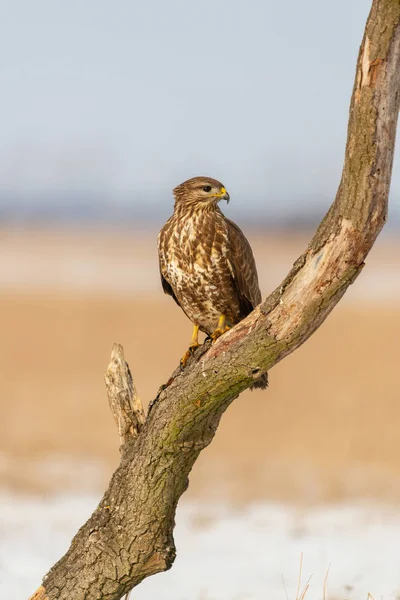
1, 227, 400, 504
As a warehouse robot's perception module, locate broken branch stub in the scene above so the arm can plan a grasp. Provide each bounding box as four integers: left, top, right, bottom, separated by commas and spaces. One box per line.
104, 343, 145, 446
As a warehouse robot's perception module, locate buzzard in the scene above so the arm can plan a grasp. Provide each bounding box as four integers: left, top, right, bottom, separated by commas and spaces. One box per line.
158, 176, 267, 388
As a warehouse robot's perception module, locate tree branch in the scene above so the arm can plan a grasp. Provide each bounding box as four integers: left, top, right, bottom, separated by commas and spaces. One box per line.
30, 1, 400, 599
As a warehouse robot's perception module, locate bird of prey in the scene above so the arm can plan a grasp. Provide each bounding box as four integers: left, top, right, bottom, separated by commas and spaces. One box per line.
158, 176, 267, 388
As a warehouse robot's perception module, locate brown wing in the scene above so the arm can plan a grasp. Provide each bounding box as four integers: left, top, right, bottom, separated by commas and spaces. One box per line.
157, 218, 181, 307
225, 217, 261, 317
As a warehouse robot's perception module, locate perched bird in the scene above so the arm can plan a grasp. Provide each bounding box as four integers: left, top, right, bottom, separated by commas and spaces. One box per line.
158, 176, 267, 388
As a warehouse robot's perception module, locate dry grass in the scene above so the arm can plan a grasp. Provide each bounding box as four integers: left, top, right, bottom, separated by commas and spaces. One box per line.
1, 228, 400, 505
282, 556, 378, 600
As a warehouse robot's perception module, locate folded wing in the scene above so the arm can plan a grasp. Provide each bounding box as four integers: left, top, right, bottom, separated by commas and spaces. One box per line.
225, 218, 262, 318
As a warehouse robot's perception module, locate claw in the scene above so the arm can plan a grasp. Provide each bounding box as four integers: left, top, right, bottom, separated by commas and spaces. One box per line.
210, 315, 230, 343
180, 342, 200, 368
180, 324, 200, 368
210, 326, 230, 342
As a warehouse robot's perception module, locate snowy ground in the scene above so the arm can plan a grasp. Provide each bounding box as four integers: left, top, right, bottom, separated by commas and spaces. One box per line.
2, 492, 400, 599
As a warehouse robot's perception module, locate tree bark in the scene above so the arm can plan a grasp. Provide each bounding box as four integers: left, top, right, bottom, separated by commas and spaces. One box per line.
30, 1, 400, 599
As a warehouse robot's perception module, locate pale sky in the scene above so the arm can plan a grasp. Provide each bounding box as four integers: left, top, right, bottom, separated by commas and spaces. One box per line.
0, 0, 398, 221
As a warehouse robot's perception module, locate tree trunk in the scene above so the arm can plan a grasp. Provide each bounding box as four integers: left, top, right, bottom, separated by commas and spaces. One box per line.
30, 1, 400, 599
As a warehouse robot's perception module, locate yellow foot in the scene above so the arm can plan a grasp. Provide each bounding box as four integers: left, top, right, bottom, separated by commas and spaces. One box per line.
180, 343, 200, 368
210, 325, 230, 342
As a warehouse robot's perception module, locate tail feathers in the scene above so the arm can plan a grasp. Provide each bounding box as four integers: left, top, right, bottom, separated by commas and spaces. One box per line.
250, 372, 268, 391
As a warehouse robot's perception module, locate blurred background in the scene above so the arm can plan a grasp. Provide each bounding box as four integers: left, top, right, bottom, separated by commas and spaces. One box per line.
1, 1, 400, 598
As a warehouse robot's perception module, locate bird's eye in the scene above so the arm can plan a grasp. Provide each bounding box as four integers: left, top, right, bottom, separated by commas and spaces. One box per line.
202, 185, 212, 192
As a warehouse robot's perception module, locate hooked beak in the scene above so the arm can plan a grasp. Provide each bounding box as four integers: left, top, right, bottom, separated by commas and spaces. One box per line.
216, 186, 230, 203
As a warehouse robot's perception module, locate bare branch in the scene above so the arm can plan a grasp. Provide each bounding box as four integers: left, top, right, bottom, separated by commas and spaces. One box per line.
104, 343, 145, 446
29, 586, 47, 600
30, 1, 400, 599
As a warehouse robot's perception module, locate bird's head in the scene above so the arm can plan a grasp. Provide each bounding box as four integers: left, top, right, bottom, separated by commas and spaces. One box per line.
173, 176, 230, 211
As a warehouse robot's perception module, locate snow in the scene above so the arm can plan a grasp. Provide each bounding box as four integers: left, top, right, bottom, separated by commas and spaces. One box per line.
1, 492, 400, 599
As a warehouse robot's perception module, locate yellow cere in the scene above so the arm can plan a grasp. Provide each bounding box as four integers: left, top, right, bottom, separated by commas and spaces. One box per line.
220, 187, 226, 195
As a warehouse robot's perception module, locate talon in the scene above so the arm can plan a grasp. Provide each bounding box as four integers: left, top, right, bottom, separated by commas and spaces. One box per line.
180, 324, 200, 368
180, 343, 200, 368
210, 327, 230, 342
210, 315, 230, 343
